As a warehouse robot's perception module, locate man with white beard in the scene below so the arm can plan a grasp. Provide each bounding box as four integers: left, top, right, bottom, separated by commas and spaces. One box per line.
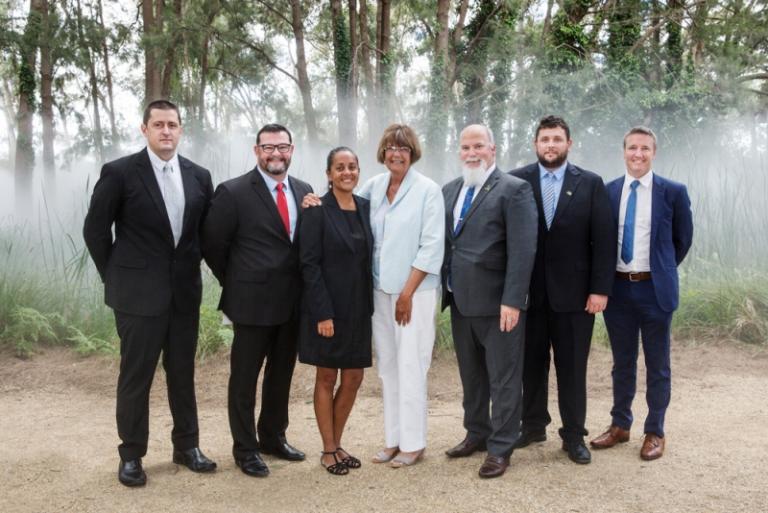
441, 124, 538, 478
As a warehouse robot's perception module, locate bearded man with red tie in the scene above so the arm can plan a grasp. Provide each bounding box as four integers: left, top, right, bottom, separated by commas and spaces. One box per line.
202, 124, 313, 477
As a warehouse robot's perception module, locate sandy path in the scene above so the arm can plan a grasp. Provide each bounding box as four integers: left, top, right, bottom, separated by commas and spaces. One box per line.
1, 342, 766, 513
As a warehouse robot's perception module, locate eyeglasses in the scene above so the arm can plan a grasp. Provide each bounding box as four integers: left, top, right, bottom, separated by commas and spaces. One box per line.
258, 143, 293, 154
384, 146, 412, 154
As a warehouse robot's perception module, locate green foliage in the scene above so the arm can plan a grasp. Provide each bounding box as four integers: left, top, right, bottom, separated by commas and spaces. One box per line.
1, 307, 57, 358
196, 301, 233, 360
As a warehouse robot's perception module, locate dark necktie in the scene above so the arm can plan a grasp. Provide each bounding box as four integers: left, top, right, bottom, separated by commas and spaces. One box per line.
276, 182, 290, 237
454, 186, 475, 235
621, 180, 641, 264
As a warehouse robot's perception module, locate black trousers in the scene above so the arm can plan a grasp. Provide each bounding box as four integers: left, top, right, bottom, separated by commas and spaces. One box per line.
229, 318, 299, 459
114, 308, 200, 461
450, 301, 526, 458
521, 303, 595, 442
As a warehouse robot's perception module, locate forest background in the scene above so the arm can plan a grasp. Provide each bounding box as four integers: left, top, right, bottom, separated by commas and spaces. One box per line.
1, 0, 767, 358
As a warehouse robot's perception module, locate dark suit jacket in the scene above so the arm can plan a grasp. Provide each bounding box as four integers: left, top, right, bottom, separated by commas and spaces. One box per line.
201, 168, 313, 326
298, 191, 373, 323
606, 174, 693, 312
83, 148, 213, 316
441, 168, 538, 316
511, 162, 617, 312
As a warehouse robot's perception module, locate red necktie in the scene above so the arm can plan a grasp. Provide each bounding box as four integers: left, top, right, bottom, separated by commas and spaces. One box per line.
276, 182, 290, 236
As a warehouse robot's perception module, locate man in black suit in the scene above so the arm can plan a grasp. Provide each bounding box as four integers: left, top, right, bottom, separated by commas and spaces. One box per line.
202, 124, 313, 477
511, 115, 616, 464
83, 100, 216, 487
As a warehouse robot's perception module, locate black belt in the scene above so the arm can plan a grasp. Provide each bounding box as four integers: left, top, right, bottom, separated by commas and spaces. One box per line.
615, 271, 651, 282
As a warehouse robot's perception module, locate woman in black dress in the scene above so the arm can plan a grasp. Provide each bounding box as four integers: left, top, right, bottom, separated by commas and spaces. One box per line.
298, 147, 373, 475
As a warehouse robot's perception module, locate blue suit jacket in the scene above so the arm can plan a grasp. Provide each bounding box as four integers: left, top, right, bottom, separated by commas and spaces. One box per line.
606, 173, 693, 312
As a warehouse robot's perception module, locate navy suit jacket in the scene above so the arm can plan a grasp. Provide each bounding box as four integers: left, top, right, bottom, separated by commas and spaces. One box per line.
606, 173, 693, 312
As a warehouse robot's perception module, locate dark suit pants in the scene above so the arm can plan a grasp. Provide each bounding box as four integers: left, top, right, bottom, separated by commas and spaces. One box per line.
521, 305, 594, 442
603, 279, 672, 437
450, 302, 525, 458
114, 309, 200, 461
229, 319, 298, 459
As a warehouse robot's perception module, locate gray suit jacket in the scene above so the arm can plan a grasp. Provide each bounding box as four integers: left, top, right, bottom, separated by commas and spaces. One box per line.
441, 167, 538, 317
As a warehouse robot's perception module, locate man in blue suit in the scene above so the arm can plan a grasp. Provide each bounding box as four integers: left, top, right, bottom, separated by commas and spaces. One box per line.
590, 126, 693, 461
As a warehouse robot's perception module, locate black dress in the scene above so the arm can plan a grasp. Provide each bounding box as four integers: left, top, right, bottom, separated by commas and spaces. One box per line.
298, 192, 373, 369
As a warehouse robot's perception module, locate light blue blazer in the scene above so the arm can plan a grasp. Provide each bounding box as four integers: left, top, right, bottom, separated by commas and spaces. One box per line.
358, 168, 445, 294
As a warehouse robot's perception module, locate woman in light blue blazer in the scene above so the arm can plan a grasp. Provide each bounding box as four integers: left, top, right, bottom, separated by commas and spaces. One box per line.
357, 124, 445, 467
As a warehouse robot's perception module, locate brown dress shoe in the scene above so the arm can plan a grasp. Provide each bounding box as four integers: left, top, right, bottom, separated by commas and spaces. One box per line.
640, 433, 665, 461
590, 425, 630, 449
445, 437, 486, 458
478, 455, 509, 478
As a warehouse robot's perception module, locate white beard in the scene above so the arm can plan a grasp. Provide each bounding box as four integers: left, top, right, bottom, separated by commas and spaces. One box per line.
461, 161, 487, 188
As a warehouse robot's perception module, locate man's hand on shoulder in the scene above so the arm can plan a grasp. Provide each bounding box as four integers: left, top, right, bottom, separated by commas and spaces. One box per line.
301, 193, 322, 209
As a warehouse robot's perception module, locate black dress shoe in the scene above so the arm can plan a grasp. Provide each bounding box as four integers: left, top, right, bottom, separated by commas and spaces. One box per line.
514, 430, 547, 449
235, 453, 270, 477
118, 459, 146, 487
173, 447, 217, 473
562, 440, 591, 464
445, 437, 487, 458
259, 441, 306, 461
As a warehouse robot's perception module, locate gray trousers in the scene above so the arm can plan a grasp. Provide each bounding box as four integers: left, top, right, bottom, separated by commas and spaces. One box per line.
450, 302, 525, 458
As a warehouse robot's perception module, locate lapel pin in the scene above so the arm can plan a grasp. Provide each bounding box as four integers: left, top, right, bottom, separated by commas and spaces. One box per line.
566, 190, 572, 196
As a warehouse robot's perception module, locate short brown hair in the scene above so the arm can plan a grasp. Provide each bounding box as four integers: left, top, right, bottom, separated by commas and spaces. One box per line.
623, 126, 657, 148
143, 100, 181, 125
376, 124, 422, 164
535, 115, 570, 140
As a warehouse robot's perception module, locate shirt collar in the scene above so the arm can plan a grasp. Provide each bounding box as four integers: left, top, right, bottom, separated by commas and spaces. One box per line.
624, 169, 653, 188
538, 161, 567, 181
146, 147, 179, 171
257, 166, 290, 192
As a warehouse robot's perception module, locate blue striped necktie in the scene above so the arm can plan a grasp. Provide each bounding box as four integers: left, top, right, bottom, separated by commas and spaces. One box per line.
542, 173, 556, 229
454, 186, 475, 235
621, 180, 641, 264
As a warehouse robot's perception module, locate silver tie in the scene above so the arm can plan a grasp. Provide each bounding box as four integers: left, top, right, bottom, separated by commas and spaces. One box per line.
542, 173, 556, 229
162, 163, 183, 246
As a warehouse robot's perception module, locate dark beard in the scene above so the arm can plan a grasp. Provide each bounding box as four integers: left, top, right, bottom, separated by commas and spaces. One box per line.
537, 152, 568, 169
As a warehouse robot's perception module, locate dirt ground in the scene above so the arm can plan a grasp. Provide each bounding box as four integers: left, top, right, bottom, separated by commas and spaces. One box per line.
1, 341, 766, 513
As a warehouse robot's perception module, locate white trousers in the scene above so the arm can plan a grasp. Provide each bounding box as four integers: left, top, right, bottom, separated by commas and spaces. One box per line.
373, 288, 437, 452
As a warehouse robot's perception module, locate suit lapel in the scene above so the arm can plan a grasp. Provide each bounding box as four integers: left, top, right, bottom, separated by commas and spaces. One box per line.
608, 177, 624, 223
251, 169, 291, 243
323, 192, 355, 252
136, 149, 174, 244
178, 156, 194, 234
551, 164, 581, 227
522, 164, 547, 231
651, 174, 665, 246
455, 168, 501, 237
357, 197, 373, 258
445, 179, 463, 239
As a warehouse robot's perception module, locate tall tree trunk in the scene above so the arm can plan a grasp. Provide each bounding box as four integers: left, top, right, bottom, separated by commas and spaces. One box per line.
358, 0, 375, 145
39, 0, 55, 185
426, 0, 451, 169
160, 0, 183, 98
290, 0, 319, 146
143, 0, 163, 102
347, 0, 358, 146
1, 77, 17, 164
374, 0, 391, 129
15, 0, 44, 216
97, 0, 117, 147
331, 0, 355, 144
76, 0, 104, 161
666, 0, 684, 87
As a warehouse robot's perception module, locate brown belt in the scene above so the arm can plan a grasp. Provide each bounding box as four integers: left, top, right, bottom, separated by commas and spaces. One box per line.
615, 271, 651, 282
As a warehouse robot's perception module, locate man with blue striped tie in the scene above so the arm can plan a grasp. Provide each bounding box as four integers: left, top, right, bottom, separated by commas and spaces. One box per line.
590, 127, 693, 461
511, 116, 616, 464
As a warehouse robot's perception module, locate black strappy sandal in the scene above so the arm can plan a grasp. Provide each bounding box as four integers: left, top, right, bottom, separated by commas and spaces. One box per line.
321, 451, 349, 475
336, 447, 361, 469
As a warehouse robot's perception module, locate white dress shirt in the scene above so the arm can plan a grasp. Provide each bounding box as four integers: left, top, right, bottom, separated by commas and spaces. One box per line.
257, 167, 298, 241
452, 163, 496, 232
616, 170, 653, 272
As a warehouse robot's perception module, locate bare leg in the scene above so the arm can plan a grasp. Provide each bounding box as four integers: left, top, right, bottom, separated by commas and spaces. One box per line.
314, 367, 338, 468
